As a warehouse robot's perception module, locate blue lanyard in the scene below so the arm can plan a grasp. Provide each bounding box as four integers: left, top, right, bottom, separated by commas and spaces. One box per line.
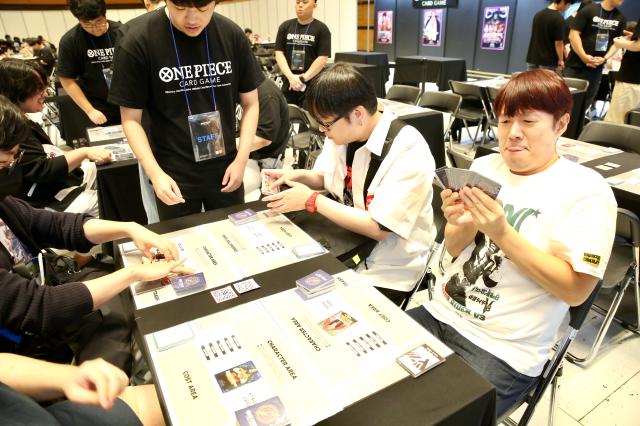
167, 16, 218, 116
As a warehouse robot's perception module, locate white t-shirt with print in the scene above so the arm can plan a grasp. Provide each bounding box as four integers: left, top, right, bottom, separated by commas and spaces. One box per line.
313, 110, 436, 292
425, 154, 617, 377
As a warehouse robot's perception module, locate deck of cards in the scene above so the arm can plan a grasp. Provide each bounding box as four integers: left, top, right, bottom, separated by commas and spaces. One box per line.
295, 269, 335, 297
261, 173, 280, 195
228, 208, 258, 225
170, 272, 207, 294
434, 166, 502, 199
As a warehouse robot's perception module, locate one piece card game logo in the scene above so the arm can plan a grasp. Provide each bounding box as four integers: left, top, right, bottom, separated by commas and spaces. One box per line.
582, 253, 601, 267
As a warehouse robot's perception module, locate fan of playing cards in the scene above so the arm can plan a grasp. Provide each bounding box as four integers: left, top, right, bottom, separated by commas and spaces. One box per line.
434, 167, 502, 199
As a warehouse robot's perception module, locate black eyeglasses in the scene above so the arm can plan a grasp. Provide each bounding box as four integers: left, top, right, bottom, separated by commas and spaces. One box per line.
317, 115, 344, 131
1, 149, 25, 174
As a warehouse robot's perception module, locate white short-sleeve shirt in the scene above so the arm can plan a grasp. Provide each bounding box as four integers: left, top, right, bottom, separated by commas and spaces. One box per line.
424, 154, 617, 376
313, 110, 436, 292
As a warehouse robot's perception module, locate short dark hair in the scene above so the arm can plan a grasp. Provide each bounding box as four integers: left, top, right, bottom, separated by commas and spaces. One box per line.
0, 59, 48, 105
494, 69, 573, 123
168, 0, 216, 8
69, 0, 107, 20
305, 63, 377, 122
244, 28, 253, 34
0, 95, 30, 151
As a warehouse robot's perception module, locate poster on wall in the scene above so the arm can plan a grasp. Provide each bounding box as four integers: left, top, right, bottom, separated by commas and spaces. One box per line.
480, 6, 509, 50
377, 10, 393, 44
422, 9, 443, 47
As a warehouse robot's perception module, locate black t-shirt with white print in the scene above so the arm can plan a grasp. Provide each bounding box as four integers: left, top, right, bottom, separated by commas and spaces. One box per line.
108, 9, 264, 197
57, 21, 123, 122
275, 18, 331, 76
566, 3, 626, 70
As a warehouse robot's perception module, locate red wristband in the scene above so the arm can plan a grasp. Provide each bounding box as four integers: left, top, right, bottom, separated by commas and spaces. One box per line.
305, 192, 320, 213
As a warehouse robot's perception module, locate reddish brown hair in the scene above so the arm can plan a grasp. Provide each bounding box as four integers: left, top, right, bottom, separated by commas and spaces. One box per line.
494, 69, 573, 123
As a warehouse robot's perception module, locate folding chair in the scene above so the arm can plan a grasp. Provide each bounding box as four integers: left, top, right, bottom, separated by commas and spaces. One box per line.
500, 283, 603, 426
625, 108, 640, 127
403, 183, 446, 309
385, 84, 421, 105
562, 77, 589, 92
417, 91, 462, 159
449, 80, 493, 148
567, 208, 640, 365
578, 121, 640, 155
287, 104, 314, 169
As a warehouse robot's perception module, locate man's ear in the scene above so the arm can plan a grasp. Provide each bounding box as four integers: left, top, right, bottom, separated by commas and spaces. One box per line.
555, 112, 570, 136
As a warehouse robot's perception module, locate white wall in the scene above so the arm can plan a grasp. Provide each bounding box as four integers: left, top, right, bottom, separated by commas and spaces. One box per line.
0, 8, 146, 46
216, 0, 358, 55
0, 0, 357, 55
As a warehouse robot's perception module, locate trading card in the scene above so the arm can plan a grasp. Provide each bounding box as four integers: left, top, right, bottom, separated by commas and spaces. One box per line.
319, 311, 357, 336
228, 209, 259, 225
171, 272, 206, 293
295, 269, 334, 293
396, 343, 445, 378
261, 173, 280, 195
434, 166, 449, 189
292, 243, 326, 259
233, 278, 261, 294
236, 396, 290, 426
214, 361, 261, 393
211, 286, 238, 303
153, 323, 194, 351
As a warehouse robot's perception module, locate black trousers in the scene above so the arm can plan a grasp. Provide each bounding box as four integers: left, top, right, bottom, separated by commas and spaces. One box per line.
155, 185, 244, 221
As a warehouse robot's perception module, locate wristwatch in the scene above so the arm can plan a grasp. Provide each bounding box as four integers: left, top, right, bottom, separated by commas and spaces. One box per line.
305, 192, 320, 213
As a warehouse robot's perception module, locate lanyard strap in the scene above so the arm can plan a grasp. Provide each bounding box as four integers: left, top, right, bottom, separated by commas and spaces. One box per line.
168, 16, 218, 116
291, 19, 313, 62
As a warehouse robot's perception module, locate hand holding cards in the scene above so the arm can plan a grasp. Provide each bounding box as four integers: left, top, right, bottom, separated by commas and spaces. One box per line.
261, 173, 280, 195
434, 166, 501, 199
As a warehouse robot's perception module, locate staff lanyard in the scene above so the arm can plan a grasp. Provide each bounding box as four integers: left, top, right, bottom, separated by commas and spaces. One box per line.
291, 20, 313, 61
167, 15, 218, 116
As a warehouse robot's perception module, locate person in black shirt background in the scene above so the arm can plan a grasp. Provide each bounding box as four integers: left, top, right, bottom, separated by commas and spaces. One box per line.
109, 0, 264, 220
526, 0, 575, 71
57, 0, 123, 126
564, 0, 627, 114
275, 0, 331, 106
605, 18, 640, 123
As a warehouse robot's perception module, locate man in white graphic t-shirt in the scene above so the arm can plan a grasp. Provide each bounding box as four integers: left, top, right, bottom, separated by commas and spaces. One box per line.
407, 69, 617, 418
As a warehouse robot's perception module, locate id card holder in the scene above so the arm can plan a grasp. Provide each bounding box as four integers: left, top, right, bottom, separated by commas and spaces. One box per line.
595, 32, 609, 52
188, 110, 226, 162
102, 67, 113, 89
291, 49, 306, 71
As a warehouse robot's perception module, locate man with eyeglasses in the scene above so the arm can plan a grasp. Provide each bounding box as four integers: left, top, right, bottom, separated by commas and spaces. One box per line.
57, 0, 124, 126
109, 0, 263, 220
275, 0, 331, 106
263, 63, 436, 306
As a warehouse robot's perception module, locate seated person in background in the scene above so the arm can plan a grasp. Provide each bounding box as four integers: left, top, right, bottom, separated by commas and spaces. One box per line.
0, 59, 112, 216
407, 70, 617, 417
27, 38, 56, 77
0, 354, 163, 425
263, 63, 436, 306
0, 96, 185, 369
244, 78, 290, 199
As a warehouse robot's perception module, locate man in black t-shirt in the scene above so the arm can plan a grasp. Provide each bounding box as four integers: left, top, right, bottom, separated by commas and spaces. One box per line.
108, 0, 264, 221
275, 0, 331, 106
526, 0, 575, 70
564, 0, 626, 112
57, 0, 123, 125
605, 18, 640, 123
244, 78, 290, 196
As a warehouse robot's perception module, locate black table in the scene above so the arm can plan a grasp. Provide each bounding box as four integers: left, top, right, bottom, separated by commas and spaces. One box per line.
121, 201, 496, 426
394, 56, 467, 92
335, 51, 389, 97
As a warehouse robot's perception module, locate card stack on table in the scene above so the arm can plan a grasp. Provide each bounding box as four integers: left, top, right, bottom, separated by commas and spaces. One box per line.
228, 208, 258, 225
296, 269, 335, 298
434, 166, 502, 199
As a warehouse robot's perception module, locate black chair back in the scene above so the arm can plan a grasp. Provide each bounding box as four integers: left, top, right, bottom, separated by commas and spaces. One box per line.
385, 84, 421, 105
578, 121, 640, 155
625, 108, 640, 127
417, 91, 461, 115
563, 77, 589, 92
